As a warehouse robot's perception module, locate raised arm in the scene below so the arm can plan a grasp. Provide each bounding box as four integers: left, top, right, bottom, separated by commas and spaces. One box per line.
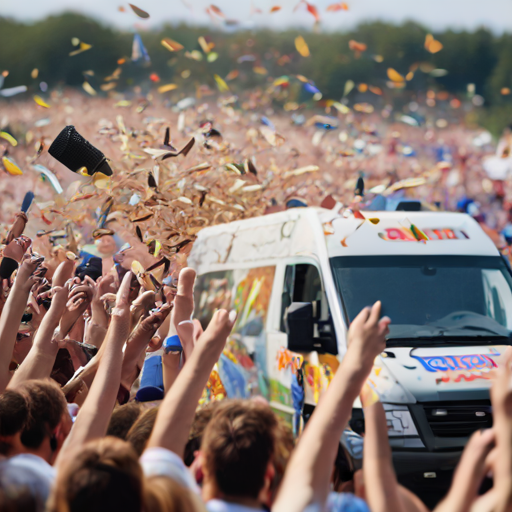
8, 285, 69, 387
120, 302, 172, 392
273, 302, 390, 512
0, 256, 42, 392
363, 400, 406, 512
83, 275, 113, 348
146, 308, 236, 457
56, 271, 133, 464
487, 349, 512, 512
168, 267, 196, 360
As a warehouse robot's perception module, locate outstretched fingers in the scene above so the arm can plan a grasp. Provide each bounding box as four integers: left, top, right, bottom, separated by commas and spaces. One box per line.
197, 309, 237, 351
177, 320, 195, 358
116, 271, 133, 307
172, 267, 196, 326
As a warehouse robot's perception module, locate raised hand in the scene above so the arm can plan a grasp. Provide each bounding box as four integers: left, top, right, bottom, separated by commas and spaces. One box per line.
8, 284, 70, 387
146, 308, 236, 458
130, 290, 156, 329
120, 302, 173, 393
4, 212, 28, 244
59, 277, 95, 339
346, 300, 390, 372
172, 267, 196, 328
15, 256, 44, 294
1, 236, 32, 279
52, 256, 75, 287
168, 267, 196, 358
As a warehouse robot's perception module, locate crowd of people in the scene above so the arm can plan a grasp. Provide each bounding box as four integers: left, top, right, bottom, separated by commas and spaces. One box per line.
1, 80, 512, 511
0, 204, 510, 512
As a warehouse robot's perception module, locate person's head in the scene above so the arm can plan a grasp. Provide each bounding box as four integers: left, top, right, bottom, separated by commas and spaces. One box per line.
126, 406, 159, 456
144, 475, 206, 512
184, 402, 220, 467
332, 443, 355, 493
0, 462, 50, 512
0, 389, 29, 456
18, 380, 70, 464
200, 399, 277, 505
106, 402, 141, 441
0, 483, 37, 512
50, 437, 143, 512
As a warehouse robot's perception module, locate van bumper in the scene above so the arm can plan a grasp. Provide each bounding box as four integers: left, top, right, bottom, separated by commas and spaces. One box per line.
393, 450, 462, 508
392, 449, 461, 477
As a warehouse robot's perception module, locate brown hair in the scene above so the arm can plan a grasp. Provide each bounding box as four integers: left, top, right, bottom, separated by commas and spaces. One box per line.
184, 402, 220, 467
144, 475, 206, 512
126, 406, 159, 456
0, 484, 37, 512
0, 390, 29, 455
50, 437, 143, 512
201, 400, 277, 500
18, 380, 67, 450
106, 402, 141, 440
271, 417, 295, 499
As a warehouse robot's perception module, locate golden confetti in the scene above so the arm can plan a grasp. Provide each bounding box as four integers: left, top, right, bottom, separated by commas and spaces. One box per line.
198, 36, 211, 54
158, 83, 179, 93
92, 172, 111, 189
33, 95, 50, 108
425, 34, 443, 54
295, 35, 310, 57
69, 41, 92, 56
214, 74, 229, 92
2, 156, 23, 175
100, 82, 117, 91
253, 66, 268, 75
0, 131, 18, 146
161, 38, 184, 52
82, 82, 97, 96
387, 68, 405, 82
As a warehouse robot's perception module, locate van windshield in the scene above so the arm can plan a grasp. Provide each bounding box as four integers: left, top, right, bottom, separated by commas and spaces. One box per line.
331, 255, 512, 346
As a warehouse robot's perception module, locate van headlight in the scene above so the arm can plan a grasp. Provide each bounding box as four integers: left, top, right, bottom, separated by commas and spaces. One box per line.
383, 404, 419, 437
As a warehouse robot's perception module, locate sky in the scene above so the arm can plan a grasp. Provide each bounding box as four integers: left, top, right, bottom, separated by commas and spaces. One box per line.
2, 0, 512, 33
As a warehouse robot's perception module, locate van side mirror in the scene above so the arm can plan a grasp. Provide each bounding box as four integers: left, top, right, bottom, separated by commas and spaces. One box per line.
285, 302, 317, 352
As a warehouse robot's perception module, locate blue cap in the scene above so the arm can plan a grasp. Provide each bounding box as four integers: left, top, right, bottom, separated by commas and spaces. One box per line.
136, 355, 164, 402
163, 335, 182, 354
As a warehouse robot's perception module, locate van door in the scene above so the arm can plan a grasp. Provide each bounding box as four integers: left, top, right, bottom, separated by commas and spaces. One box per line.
267, 260, 337, 420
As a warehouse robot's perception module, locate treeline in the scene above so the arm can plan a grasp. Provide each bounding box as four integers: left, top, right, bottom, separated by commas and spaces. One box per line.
1, 13, 512, 130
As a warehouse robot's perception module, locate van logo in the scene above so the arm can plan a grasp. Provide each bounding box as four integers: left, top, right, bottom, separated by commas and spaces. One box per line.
378, 227, 469, 242
411, 354, 499, 373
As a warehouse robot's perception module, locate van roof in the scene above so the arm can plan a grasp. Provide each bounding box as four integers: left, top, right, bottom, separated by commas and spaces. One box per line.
188, 207, 499, 273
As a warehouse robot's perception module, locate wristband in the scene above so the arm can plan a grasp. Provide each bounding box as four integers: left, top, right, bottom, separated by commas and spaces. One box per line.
163, 334, 182, 354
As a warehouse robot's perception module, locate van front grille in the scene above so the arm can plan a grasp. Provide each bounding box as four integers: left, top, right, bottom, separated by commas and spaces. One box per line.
422, 401, 492, 437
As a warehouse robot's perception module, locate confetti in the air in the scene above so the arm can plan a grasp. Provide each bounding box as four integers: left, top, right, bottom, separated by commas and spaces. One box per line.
128, 3, 150, 18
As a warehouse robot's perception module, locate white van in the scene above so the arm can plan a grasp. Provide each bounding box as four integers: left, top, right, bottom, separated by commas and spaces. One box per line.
188, 206, 512, 484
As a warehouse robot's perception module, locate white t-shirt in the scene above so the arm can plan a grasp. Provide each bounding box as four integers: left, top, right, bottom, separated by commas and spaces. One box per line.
0, 453, 56, 506
140, 446, 199, 492
304, 493, 370, 512
206, 499, 264, 512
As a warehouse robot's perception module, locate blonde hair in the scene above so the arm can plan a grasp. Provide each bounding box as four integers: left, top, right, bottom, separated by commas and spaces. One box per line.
49, 437, 143, 512
144, 475, 206, 512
